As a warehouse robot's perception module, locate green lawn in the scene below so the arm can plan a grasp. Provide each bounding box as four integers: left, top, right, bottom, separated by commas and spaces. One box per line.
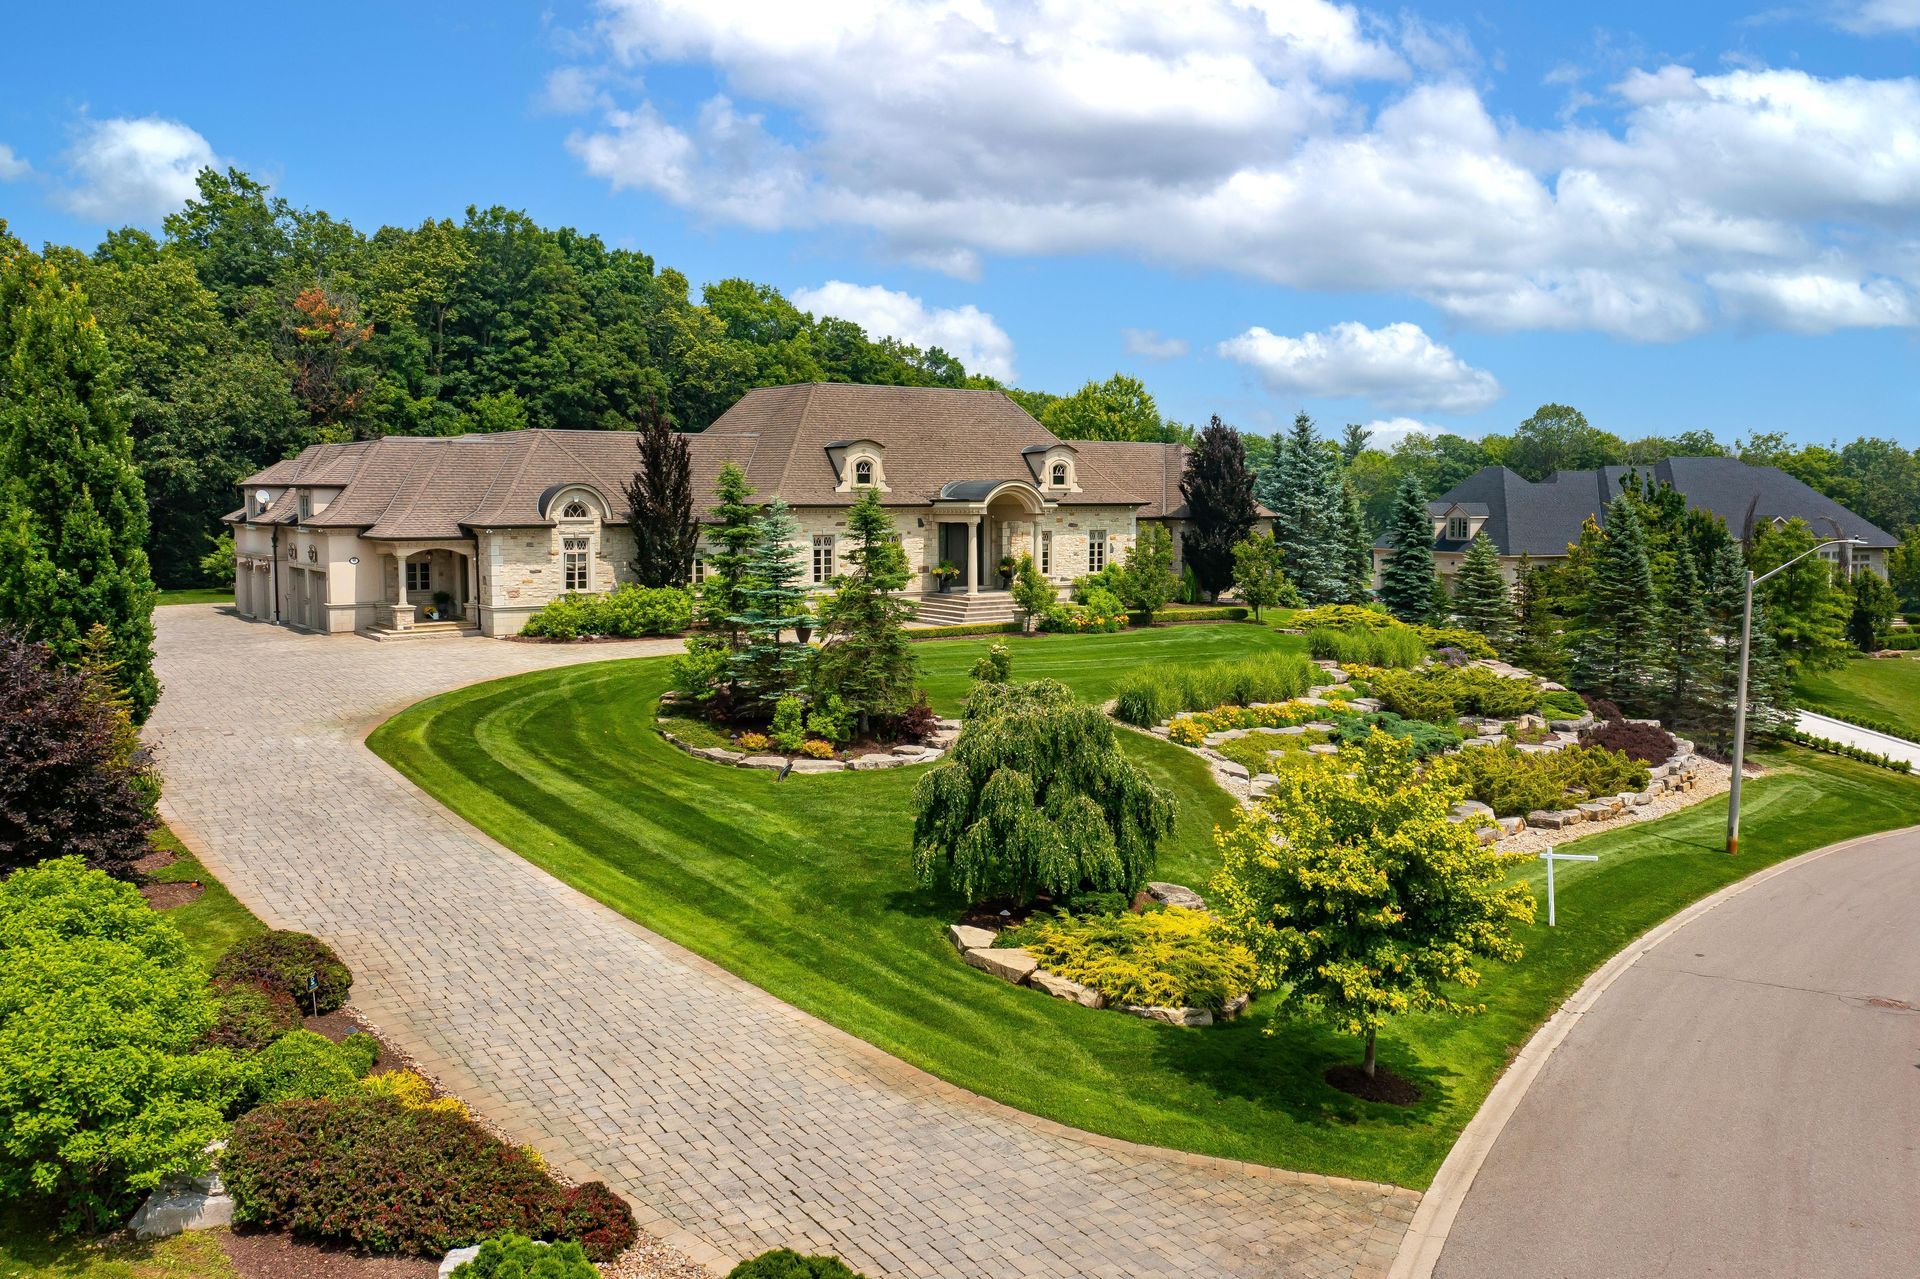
1796, 655, 1920, 741
0, 1211, 236, 1279
369, 626, 1920, 1188
147, 826, 267, 969
156, 588, 233, 606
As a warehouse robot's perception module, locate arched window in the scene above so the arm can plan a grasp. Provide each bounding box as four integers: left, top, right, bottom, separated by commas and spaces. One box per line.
1051, 462, 1068, 487
854, 459, 874, 485
562, 500, 590, 519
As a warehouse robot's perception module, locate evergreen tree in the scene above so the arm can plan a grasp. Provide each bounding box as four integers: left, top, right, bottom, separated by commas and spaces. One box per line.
1451, 532, 1512, 648
0, 248, 158, 721
1336, 477, 1374, 603
623, 402, 697, 587
728, 498, 808, 710
1425, 573, 1453, 625
1700, 542, 1793, 751
1177, 417, 1258, 601
810, 490, 919, 732
1117, 523, 1177, 620
1658, 547, 1712, 733
1509, 556, 1569, 681
1846, 569, 1897, 652
1378, 475, 1435, 621
1571, 492, 1658, 709
699, 462, 759, 647
1262, 412, 1346, 604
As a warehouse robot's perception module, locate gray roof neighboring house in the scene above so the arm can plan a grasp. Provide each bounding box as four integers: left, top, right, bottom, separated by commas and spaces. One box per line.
1388, 458, 1897, 557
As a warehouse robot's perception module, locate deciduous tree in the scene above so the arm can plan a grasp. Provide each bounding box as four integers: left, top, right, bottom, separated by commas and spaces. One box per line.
1230, 535, 1298, 620
624, 403, 697, 587
1178, 417, 1257, 600
1117, 522, 1177, 620
1749, 518, 1850, 676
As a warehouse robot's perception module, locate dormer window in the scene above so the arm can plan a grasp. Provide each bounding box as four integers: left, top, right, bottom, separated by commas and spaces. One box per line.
562, 501, 591, 519
1447, 515, 1470, 540
297, 491, 312, 521
1051, 463, 1068, 487
854, 459, 874, 486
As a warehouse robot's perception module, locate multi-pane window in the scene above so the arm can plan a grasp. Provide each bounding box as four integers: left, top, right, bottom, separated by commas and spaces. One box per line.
298, 491, 312, 520
1039, 530, 1053, 577
563, 537, 590, 591
1051, 462, 1068, 486
854, 459, 873, 485
562, 500, 590, 519
405, 559, 429, 592
1088, 530, 1107, 574
812, 534, 836, 583
692, 558, 707, 584
1446, 515, 1470, 540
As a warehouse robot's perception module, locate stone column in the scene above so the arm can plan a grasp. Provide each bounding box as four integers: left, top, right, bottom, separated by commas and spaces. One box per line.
964, 517, 979, 595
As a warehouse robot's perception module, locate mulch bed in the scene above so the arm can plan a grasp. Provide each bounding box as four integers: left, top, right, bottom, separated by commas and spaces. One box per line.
139, 880, 204, 909
132, 846, 179, 874
304, 1007, 411, 1076
221, 1228, 438, 1279
1324, 1064, 1423, 1106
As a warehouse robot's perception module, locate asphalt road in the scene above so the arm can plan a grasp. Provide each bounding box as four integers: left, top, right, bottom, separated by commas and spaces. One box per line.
1436, 826, 1920, 1279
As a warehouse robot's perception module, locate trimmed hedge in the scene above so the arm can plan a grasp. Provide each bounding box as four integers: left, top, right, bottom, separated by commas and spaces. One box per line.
907, 622, 1022, 640
520, 585, 695, 640
1780, 729, 1914, 772
225, 1095, 637, 1260
728, 1250, 869, 1279
1148, 605, 1250, 623
212, 931, 353, 1015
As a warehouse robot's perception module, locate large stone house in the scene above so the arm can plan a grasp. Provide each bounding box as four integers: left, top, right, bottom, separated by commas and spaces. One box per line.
1374, 457, 1896, 587
228, 383, 1225, 637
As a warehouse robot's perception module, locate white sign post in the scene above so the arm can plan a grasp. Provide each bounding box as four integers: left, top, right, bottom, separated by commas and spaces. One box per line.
1537, 847, 1598, 927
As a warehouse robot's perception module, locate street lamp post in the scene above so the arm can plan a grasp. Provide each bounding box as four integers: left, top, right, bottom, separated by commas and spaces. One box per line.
1725, 536, 1865, 856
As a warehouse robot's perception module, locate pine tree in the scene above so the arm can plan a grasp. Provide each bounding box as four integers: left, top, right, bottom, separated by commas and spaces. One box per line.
1177, 417, 1257, 601
700, 462, 759, 647
1571, 492, 1658, 709
1658, 547, 1712, 733
1451, 532, 1512, 648
1336, 477, 1373, 603
728, 498, 808, 711
623, 402, 697, 587
1847, 569, 1897, 652
811, 490, 919, 732
1263, 412, 1346, 604
0, 250, 158, 720
1700, 542, 1793, 750
1426, 572, 1453, 625
1378, 475, 1435, 621
1509, 556, 1569, 682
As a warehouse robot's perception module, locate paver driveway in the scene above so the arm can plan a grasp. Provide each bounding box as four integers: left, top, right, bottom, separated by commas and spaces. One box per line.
148, 607, 1416, 1279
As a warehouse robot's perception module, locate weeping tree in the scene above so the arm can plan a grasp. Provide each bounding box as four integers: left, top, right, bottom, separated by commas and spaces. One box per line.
623, 402, 697, 587
911, 679, 1173, 907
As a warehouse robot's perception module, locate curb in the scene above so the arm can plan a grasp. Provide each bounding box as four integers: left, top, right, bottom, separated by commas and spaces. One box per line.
1386, 820, 1920, 1279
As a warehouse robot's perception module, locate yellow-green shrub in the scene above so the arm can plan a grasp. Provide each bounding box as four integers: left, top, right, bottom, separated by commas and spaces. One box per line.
1022, 908, 1256, 1012
361, 1069, 471, 1120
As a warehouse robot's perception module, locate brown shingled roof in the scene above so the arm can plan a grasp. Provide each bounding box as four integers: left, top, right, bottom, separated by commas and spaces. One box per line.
230, 384, 1192, 539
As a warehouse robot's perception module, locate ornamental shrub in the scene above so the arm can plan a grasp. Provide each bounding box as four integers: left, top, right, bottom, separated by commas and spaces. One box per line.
968, 642, 1012, 685
1538, 689, 1588, 721
736, 732, 771, 752
1023, 908, 1257, 1012
768, 696, 806, 753
521, 586, 694, 639
1414, 624, 1497, 659
224, 1095, 636, 1259
1069, 564, 1127, 604
1370, 668, 1460, 723
1306, 623, 1423, 668
727, 1250, 868, 1279
1331, 712, 1464, 759
1110, 652, 1316, 726
0, 858, 242, 1231
204, 981, 302, 1052
805, 694, 853, 745
799, 739, 835, 760
1581, 716, 1678, 766
452, 1234, 599, 1279
666, 637, 731, 705
912, 680, 1173, 907
212, 930, 353, 1014
1434, 743, 1649, 816
361, 1069, 470, 1120
245, 1028, 378, 1107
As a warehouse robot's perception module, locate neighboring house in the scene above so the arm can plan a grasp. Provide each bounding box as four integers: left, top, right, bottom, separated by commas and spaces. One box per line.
1373, 457, 1897, 588
227, 383, 1237, 637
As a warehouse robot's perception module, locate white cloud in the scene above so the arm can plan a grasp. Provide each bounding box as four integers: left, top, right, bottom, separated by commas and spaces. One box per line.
0, 145, 29, 181
55, 117, 217, 223
1218, 321, 1502, 414
790, 280, 1016, 380
1357, 417, 1439, 449
1122, 328, 1189, 360
1708, 269, 1917, 330
1833, 0, 1920, 33
563, 1, 1920, 338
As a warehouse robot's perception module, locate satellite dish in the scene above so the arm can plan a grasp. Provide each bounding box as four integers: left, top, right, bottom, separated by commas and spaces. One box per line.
255, 489, 271, 506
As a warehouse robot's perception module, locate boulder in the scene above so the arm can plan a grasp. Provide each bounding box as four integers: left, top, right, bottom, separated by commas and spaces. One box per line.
696, 746, 745, 764
1496, 815, 1526, 836
1527, 809, 1567, 829
1305, 721, 1338, 733
964, 946, 1038, 985
948, 924, 997, 953
891, 743, 933, 758
1146, 881, 1208, 911
131, 1145, 232, 1239
1348, 697, 1384, 713
1577, 800, 1614, 822
1306, 743, 1339, 756
1221, 994, 1251, 1020
788, 758, 844, 774
1217, 760, 1251, 780
1032, 969, 1107, 1008
1123, 1004, 1214, 1027
847, 753, 902, 770
1451, 799, 1496, 821
1633, 790, 1655, 806
1314, 662, 1352, 683
1249, 773, 1279, 798
739, 754, 787, 770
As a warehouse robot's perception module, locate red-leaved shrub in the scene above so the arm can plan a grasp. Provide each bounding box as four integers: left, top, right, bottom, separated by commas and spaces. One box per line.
224, 1096, 636, 1260
1581, 716, 1677, 766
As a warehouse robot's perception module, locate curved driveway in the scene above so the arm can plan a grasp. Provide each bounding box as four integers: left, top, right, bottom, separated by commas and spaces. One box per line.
1434, 825, 1920, 1279
148, 607, 1416, 1279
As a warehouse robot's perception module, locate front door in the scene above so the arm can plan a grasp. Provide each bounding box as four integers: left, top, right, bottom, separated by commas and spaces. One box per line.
938, 524, 967, 576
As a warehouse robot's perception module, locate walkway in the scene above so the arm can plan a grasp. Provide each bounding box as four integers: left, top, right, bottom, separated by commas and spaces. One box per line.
1431, 824, 1920, 1279
148, 606, 1416, 1279
1796, 709, 1920, 769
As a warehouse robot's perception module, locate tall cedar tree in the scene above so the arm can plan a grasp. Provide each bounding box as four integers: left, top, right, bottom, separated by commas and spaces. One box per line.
1699, 542, 1793, 750
1451, 532, 1512, 648
624, 404, 697, 587
0, 250, 159, 720
811, 490, 920, 731
0, 630, 156, 879
727, 498, 809, 711
1847, 569, 1897, 652
1378, 475, 1435, 621
699, 462, 758, 647
1178, 417, 1258, 601
1658, 546, 1713, 733
1509, 556, 1568, 681
1425, 572, 1453, 625
1572, 492, 1658, 708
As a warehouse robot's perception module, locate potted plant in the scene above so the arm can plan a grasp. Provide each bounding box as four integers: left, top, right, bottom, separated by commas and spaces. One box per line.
427, 590, 452, 621
997, 554, 1015, 588
933, 561, 959, 593
793, 598, 814, 645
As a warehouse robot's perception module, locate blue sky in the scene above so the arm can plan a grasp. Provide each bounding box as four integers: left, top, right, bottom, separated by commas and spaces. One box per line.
4, 0, 1917, 448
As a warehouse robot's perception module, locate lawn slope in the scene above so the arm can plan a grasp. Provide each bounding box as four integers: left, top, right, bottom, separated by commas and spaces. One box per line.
1796, 655, 1920, 742
370, 627, 1920, 1188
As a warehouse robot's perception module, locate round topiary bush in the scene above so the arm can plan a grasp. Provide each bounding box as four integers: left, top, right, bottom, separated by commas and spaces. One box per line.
204, 980, 302, 1052
726, 1249, 868, 1279
212, 930, 352, 1014
245, 1028, 378, 1107
548, 1181, 637, 1262
452, 1233, 599, 1278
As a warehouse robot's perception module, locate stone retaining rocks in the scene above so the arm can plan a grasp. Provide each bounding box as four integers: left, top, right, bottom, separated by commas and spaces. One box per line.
130, 1145, 231, 1239
1145, 882, 1207, 910
1123, 1003, 1214, 1027
1032, 969, 1107, 1008
949, 924, 996, 953
964, 945, 1039, 984
659, 724, 946, 773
